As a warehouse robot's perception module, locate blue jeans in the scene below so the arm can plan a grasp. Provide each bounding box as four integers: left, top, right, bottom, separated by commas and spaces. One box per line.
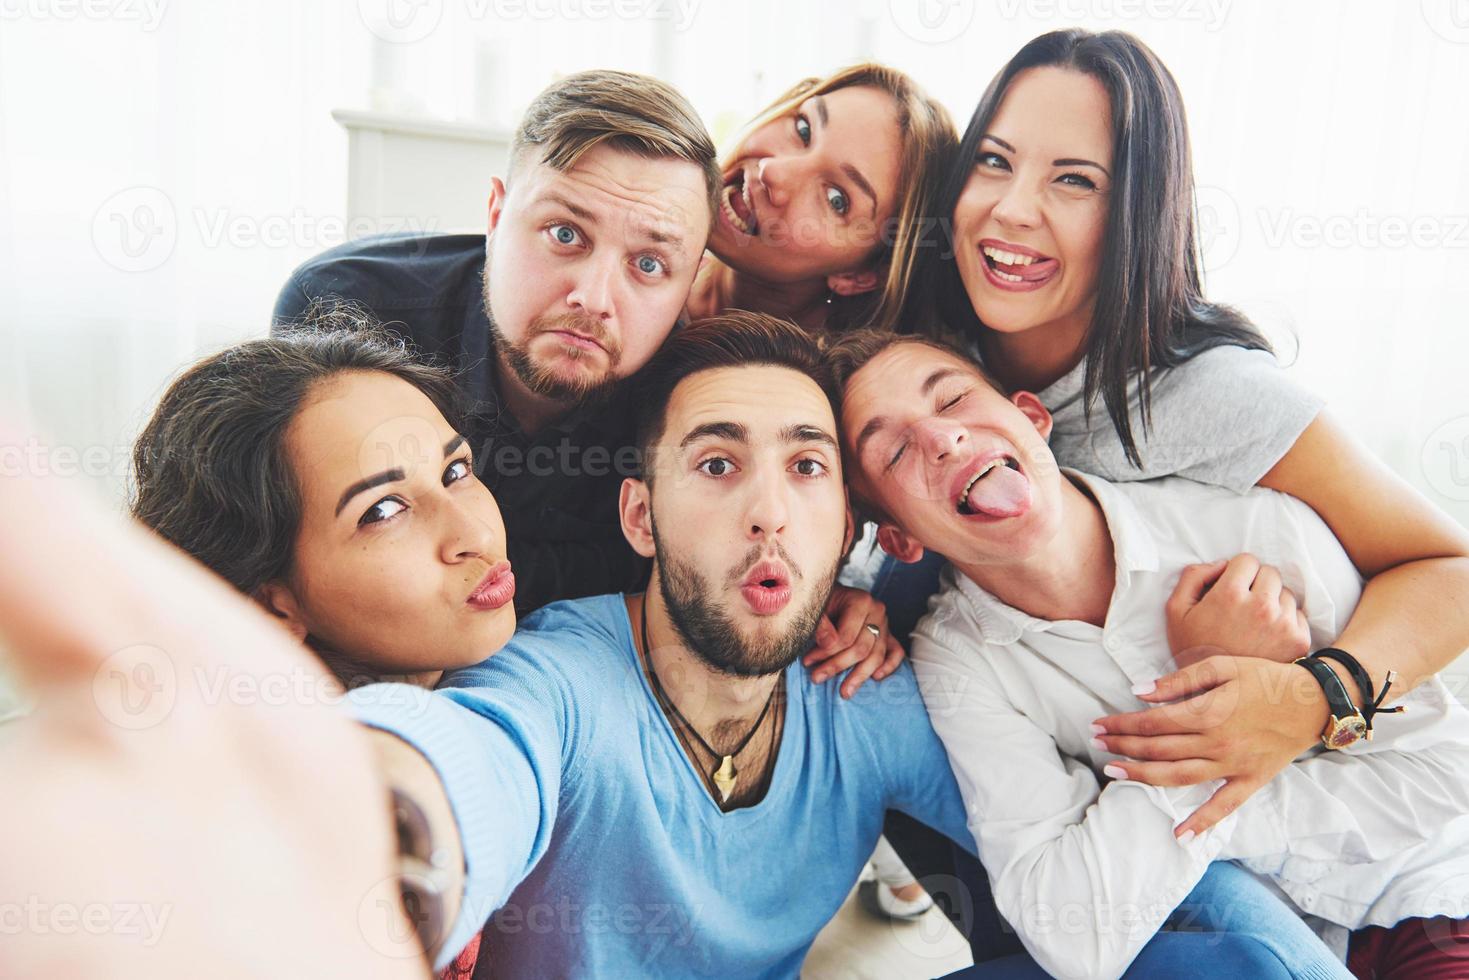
944, 862, 1351, 978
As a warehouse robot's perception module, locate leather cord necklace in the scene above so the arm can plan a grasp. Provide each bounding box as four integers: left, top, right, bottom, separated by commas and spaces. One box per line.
640, 598, 781, 804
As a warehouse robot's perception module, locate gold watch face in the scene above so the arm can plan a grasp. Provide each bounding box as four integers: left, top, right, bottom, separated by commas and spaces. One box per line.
1324, 713, 1369, 750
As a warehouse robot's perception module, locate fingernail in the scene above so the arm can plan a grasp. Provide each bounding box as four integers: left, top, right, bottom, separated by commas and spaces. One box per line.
1089, 723, 1106, 736
1103, 764, 1127, 780
1089, 737, 1107, 752
1176, 830, 1196, 846
1131, 679, 1156, 696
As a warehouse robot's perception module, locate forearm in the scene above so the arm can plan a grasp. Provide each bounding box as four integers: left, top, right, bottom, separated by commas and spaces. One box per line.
1329, 556, 1469, 702
987, 781, 1224, 980
350, 684, 556, 971
367, 728, 466, 945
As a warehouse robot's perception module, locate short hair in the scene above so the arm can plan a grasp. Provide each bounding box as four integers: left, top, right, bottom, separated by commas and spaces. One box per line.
511, 69, 721, 219
632, 311, 838, 483
826, 328, 1004, 402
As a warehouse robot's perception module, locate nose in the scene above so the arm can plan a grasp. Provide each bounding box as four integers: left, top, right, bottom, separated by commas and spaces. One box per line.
743, 464, 790, 541
915, 416, 968, 465
990, 175, 1042, 232
565, 250, 617, 321
439, 496, 501, 566
753, 156, 795, 210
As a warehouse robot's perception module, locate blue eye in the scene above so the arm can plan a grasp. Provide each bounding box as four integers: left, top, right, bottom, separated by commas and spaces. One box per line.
794, 115, 811, 145
636, 254, 666, 276
548, 223, 581, 246
826, 186, 849, 216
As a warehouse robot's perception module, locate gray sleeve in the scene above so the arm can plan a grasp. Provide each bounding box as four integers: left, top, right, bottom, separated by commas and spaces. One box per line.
1048, 346, 1325, 493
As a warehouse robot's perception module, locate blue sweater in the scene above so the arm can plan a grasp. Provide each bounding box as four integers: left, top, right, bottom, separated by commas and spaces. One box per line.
349, 594, 975, 978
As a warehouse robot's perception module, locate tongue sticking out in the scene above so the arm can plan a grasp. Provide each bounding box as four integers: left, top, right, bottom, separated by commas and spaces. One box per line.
964, 464, 1031, 518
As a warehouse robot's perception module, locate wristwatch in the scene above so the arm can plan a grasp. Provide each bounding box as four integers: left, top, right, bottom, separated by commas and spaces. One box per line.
1293, 655, 1369, 750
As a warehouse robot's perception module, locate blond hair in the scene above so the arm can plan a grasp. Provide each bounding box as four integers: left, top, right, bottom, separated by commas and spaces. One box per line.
512, 69, 721, 217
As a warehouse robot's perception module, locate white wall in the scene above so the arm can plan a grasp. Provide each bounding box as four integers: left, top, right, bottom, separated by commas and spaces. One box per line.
2, 0, 1467, 533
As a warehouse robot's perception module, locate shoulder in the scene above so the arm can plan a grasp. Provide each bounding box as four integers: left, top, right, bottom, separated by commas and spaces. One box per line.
1149, 344, 1319, 410
444, 594, 633, 690
275, 233, 486, 321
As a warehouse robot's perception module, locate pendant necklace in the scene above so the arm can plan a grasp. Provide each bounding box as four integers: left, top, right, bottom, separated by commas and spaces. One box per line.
640, 598, 780, 804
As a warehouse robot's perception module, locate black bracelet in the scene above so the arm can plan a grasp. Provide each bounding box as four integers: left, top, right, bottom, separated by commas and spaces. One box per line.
1294, 656, 1370, 749
1310, 647, 1404, 732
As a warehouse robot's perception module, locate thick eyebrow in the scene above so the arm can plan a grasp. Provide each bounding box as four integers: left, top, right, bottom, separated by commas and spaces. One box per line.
852, 369, 961, 461
547, 193, 683, 251
335, 433, 467, 517
981, 134, 1111, 178
922, 368, 961, 395
782, 423, 838, 450
544, 194, 597, 223
679, 421, 748, 450
840, 163, 878, 219
853, 415, 888, 463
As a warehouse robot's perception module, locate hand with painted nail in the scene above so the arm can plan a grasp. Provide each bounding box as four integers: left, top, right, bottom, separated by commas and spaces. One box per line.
803, 584, 905, 698
1090, 654, 1330, 840
1165, 555, 1312, 669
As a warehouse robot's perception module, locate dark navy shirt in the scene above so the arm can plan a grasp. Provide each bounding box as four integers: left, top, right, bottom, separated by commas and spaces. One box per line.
273, 233, 650, 613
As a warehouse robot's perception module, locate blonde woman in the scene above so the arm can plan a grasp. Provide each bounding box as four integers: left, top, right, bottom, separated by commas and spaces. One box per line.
689, 64, 956, 336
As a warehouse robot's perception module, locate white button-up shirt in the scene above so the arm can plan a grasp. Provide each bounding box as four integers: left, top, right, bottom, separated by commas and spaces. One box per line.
912, 472, 1469, 980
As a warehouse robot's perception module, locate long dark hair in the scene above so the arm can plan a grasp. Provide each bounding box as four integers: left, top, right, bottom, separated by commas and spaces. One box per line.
926, 29, 1271, 466
130, 303, 463, 598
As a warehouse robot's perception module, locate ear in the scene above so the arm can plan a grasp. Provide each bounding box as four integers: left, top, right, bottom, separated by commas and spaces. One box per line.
1012, 390, 1054, 442
486, 176, 508, 236
255, 581, 310, 642
826, 266, 881, 298
875, 522, 926, 564
619, 477, 656, 559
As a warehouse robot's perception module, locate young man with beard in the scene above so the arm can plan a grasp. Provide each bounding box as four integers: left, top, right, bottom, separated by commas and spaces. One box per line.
832, 330, 1469, 980
273, 70, 718, 613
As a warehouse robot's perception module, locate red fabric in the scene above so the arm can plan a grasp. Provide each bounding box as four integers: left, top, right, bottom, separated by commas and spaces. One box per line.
437, 930, 481, 980
1347, 916, 1469, 979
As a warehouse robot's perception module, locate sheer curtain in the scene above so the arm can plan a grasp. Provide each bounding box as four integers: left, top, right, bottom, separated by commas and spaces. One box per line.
3, 0, 1466, 527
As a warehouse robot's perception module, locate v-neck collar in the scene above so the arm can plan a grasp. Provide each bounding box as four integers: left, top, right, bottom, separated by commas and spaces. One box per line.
616, 596, 799, 823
